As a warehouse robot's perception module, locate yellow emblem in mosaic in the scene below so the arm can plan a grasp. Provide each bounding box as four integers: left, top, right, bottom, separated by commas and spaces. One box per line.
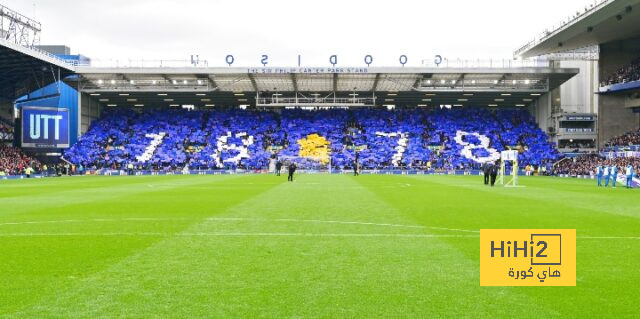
297, 134, 330, 164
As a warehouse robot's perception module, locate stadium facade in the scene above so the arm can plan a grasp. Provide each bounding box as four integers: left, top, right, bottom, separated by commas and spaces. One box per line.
516, 0, 640, 147
0, 40, 579, 154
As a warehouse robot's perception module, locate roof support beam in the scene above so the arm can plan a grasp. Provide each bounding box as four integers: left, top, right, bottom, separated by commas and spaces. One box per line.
372, 73, 381, 92
412, 73, 436, 89
413, 76, 422, 89
456, 73, 465, 88
194, 73, 215, 90
248, 73, 259, 92
290, 73, 298, 92
207, 74, 218, 90
332, 73, 338, 92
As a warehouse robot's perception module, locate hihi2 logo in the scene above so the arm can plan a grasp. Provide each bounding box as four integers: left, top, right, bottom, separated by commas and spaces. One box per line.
480, 229, 575, 286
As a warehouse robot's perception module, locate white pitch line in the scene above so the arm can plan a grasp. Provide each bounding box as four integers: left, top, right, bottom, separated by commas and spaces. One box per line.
0, 219, 80, 226
0, 229, 637, 239
274, 218, 427, 228
122, 217, 192, 221
205, 217, 480, 233
0, 217, 187, 227
0, 232, 478, 238
205, 217, 253, 221
0, 217, 475, 234
6, 218, 636, 239
278, 218, 481, 233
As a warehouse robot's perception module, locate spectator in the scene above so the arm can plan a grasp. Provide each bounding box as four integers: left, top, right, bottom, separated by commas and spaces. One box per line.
0, 120, 14, 141
601, 57, 640, 86
604, 128, 640, 149
0, 144, 40, 176
63, 107, 559, 171
553, 153, 640, 177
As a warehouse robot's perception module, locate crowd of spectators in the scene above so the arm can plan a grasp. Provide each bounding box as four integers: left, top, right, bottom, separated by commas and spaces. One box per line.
558, 139, 596, 150
552, 126, 640, 177
0, 120, 13, 141
603, 128, 640, 149
553, 154, 600, 176
3, 105, 639, 179
63, 107, 559, 171
0, 144, 40, 175
601, 57, 640, 86
553, 153, 640, 176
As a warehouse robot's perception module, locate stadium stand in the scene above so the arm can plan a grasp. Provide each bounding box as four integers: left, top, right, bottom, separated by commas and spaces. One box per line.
601, 56, 640, 86
0, 118, 14, 141
63, 107, 559, 171
0, 144, 40, 175
551, 125, 640, 177
603, 128, 640, 150
553, 153, 640, 177
553, 154, 600, 176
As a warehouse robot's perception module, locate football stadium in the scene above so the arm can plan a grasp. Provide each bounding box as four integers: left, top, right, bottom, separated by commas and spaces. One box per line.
1, 0, 640, 317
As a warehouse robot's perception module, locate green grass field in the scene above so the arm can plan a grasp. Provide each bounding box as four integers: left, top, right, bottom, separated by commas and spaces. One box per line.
1, 174, 639, 318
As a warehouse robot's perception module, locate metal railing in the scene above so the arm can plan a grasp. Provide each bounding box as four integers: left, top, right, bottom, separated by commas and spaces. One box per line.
86, 58, 554, 69
0, 36, 74, 68
420, 58, 550, 68
88, 58, 209, 68
256, 97, 376, 106
562, 128, 596, 133
514, 0, 612, 57
0, 3, 41, 47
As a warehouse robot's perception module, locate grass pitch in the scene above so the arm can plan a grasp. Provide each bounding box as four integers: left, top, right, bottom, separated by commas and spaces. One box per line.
1, 174, 639, 318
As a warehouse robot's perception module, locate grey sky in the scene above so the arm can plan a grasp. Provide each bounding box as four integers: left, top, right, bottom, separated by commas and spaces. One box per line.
4, 0, 593, 66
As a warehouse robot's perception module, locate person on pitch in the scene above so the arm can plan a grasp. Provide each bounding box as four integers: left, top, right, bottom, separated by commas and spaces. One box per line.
482, 162, 490, 185
275, 159, 283, 176
287, 162, 297, 182
604, 162, 613, 187
626, 164, 635, 189
25, 166, 33, 178
611, 164, 619, 188
596, 162, 603, 187
353, 151, 360, 176
490, 160, 499, 187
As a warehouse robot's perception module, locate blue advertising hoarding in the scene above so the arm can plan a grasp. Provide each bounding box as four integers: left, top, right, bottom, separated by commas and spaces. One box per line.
15, 81, 79, 147
21, 106, 70, 148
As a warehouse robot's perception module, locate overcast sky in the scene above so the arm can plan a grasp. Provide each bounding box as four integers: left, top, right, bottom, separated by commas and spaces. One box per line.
4, 0, 595, 67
